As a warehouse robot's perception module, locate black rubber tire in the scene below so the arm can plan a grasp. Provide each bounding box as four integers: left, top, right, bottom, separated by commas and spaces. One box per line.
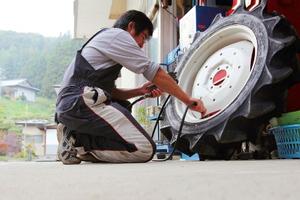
161, 0, 300, 159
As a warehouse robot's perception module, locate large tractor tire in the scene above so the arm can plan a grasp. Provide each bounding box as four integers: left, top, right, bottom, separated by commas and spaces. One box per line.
161, 0, 300, 159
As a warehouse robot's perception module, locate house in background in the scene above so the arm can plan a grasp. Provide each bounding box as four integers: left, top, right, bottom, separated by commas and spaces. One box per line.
15, 120, 48, 157
15, 120, 59, 159
0, 79, 39, 102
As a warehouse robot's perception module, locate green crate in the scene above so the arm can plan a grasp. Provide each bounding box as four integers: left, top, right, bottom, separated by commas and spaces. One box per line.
278, 110, 300, 126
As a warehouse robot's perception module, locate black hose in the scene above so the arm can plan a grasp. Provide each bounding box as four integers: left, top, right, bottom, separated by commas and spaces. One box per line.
125, 69, 192, 161
127, 93, 195, 162
153, 104, 191, 162
127, 96, 147, 110
151, 95, 171, 139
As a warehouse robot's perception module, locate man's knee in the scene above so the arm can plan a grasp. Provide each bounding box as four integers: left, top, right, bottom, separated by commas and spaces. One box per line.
137, 143, 156, 162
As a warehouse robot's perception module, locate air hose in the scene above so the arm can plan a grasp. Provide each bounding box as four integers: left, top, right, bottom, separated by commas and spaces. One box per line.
153, 102, 194, 162
127, 93, 153, 111
127, 68, 196, 161
128, 93, 196, 162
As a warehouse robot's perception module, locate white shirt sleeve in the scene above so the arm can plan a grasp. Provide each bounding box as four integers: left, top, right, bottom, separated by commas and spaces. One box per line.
91, 29, 160, 81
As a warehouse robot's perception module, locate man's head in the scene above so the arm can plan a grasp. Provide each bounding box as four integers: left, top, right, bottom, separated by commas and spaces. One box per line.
113, 10, 153, 48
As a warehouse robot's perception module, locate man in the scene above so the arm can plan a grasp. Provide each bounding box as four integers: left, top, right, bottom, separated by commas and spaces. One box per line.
56, 10, 206, 164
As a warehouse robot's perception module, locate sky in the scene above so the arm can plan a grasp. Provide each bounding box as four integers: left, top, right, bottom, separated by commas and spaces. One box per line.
0, 0, 74, 37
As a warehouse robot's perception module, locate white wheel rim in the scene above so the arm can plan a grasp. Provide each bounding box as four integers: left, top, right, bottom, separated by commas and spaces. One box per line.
176, 25, 258, 123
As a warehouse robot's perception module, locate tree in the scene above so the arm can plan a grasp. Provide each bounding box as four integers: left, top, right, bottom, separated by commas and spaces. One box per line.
0, 31, 83, 98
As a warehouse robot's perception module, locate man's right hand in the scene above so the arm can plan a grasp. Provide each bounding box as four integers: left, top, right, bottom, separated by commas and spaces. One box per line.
152, 68, 207, 117
188, 98, 207, 117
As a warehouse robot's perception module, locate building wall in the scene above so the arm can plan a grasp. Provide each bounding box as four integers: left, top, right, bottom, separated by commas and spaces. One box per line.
74, 0, 116, 39
22, 126, 45, 156
14, 86, 36, 102
45, 128, 58, 156
1, 86, 36, 102
119, 0, 158, 90
127, 0, 147, 11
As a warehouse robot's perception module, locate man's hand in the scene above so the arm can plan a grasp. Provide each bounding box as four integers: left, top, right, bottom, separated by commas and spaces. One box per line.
140, 82, 163, 98
188, 98, 207, 116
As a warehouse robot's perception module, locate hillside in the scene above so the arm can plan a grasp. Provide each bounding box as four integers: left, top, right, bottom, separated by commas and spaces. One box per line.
0, 97, 55, 132
0, 30, 83, 98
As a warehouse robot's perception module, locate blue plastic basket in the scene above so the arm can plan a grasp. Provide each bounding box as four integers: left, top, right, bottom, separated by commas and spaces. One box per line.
270, 124, 300, 159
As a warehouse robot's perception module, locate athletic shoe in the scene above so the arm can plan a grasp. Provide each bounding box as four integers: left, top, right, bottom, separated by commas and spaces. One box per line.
57, 123, 81, 165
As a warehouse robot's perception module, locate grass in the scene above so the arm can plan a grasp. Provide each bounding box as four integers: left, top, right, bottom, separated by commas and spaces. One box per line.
0, 155, 8, 161
0, 96, 56, 131
0, 96, 55, 120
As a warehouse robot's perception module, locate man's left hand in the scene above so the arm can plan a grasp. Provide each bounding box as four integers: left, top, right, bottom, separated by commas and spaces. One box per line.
140, 82, 163, 98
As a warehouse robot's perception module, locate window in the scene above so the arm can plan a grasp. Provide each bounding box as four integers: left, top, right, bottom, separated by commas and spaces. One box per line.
25, 135, 43, 144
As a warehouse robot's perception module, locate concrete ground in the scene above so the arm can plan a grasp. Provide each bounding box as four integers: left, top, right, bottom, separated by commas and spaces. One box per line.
1, 159, 300, 200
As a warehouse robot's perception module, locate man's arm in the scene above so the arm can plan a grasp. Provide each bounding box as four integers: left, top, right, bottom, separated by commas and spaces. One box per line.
152, 68, 206, 115
111, 82, 162, 100
111, 88, 143, 100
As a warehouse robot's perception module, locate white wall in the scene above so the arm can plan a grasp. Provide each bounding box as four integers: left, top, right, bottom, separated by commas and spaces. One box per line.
74, 0, 116, 39
23, 126, 45, 156
15, 87, 36, 102
127, 0, 147, 11
45, 129, 58, 156
118, 0, 158, 90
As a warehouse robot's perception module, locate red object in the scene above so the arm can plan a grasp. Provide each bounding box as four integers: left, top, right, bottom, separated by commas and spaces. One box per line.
267, 0, 300, 112
227, 0, 261, 15
213, 69, 227, 86
227, 0, 240, 15
199, 0, 206, 6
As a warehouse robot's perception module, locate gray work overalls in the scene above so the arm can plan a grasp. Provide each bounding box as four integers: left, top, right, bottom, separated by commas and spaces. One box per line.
56, 30, 155, 163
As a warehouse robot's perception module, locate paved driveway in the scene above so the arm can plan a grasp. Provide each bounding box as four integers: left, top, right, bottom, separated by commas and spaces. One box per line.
1, 160, 299, 200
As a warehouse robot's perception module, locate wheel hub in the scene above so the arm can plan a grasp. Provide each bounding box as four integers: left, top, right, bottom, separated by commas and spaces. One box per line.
213, 69, 227, 86
175, 25, 258, 123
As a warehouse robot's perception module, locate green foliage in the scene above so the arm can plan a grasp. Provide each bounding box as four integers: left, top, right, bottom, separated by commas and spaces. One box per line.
0, 31, 84, 131
14, 144, 37, 160
0, 97, 55, 131
7, 126, 22, 135
135, 106, 150, 126
0, 155, 8, 161
0, 119, 15, 131
0, 31, 83, 98
0, 97, 55, 120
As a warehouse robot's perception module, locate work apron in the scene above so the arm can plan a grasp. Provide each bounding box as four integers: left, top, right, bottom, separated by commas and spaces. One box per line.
56, 29, 156, 163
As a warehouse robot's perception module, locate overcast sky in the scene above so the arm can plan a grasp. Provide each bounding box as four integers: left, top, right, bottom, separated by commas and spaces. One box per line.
0, 0, 74, 37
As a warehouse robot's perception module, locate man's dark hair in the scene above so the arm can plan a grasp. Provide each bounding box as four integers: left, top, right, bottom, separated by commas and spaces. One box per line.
113, 10, 153, 36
